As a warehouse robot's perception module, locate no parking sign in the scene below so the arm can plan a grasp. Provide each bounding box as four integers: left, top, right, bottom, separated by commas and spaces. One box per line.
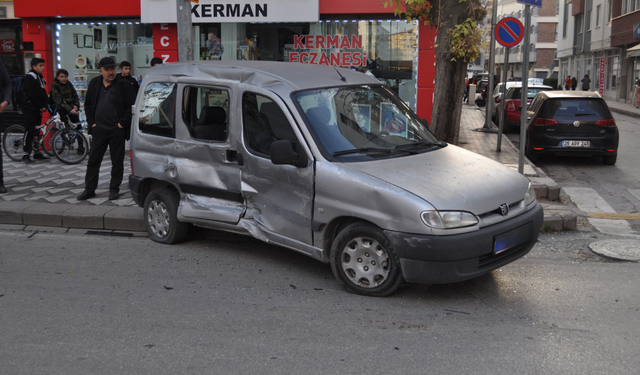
495, 17, 524, 48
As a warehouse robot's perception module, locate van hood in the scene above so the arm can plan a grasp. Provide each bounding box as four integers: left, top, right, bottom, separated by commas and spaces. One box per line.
342, 145, 529, 215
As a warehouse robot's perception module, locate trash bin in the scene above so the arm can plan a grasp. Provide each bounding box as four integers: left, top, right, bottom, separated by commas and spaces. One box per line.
468, 84, 476, 106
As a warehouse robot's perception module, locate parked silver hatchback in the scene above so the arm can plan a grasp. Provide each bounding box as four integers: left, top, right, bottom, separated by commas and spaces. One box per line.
129, 61, 543, 296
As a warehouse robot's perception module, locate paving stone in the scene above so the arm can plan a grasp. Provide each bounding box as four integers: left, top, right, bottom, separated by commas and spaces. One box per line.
62, 205, 118, 229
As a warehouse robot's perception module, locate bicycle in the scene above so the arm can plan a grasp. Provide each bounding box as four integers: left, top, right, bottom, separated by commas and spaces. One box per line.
2, 111, 89, 165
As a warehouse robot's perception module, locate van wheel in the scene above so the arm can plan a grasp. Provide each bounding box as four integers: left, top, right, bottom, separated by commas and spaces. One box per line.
602, 154, 617, 165
144, 189, 189, 244
330, 223, 404, 297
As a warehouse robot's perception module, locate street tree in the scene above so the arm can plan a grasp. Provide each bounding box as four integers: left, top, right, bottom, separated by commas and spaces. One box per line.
385, 0, 486, 144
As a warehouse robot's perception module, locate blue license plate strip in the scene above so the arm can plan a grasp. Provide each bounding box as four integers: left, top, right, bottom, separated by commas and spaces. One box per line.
494, 223, 532, 254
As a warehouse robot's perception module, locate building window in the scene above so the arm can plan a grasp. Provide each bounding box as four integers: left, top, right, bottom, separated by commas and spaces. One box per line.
596, 5, 601, 27
576, 14, 583, 34
555, 24, 558, 41
563, 2, 569, 38
607, 1, 612, 23
586, 9, 592, 31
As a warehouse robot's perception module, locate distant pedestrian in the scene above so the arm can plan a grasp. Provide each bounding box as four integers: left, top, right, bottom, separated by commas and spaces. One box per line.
117, 61, 139, 95
0, 58, 11, 194
572, 76, 578, 91
22, 57, 50, 164
581, 74, 591, 91
77, 57, 136, 201
565, 76, 572, 90
50, 69, 84, 154
150, 57, 163, 67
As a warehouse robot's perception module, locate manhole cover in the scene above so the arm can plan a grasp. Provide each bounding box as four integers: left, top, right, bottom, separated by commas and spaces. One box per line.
589, 239, 640, 261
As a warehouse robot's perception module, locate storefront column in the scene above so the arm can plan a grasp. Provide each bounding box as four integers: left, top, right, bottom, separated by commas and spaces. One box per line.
416, 23, 436, 123
153, 23, 178, 63
21, 18, 53, 89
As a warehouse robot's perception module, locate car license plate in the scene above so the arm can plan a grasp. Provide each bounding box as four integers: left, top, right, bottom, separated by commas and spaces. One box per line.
562, 140, 590, 147
494, 224, 532, 254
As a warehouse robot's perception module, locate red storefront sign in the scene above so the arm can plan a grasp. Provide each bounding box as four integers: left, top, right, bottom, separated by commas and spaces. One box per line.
289, 35, 366, 67
599, 57, 605, 96
0, 39, 16, 53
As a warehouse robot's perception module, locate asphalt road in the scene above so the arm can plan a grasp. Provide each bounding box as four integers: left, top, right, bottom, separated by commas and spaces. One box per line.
1, 229, 639, 374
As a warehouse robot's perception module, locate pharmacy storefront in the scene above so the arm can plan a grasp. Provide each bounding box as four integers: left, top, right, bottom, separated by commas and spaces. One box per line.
142, 0, 423, 111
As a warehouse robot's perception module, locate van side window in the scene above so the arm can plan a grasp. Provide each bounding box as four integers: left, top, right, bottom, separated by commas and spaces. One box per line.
183, 87, 229, 142
242, 93, 298, 156
138, 83, 177, 138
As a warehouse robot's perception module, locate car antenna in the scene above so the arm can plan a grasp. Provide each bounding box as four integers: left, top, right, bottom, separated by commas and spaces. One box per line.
333, 66, 347, 82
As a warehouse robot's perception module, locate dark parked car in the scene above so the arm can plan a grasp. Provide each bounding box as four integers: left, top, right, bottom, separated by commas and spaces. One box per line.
525, 91, 618, 165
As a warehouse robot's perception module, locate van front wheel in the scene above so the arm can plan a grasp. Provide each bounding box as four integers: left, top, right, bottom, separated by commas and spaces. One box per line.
330, 223, 404, 297
144, 189, 189, 244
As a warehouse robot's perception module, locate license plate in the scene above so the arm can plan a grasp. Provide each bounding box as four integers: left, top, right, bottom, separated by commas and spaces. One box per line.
494, 224, 532, 254
562, 140, 590, 147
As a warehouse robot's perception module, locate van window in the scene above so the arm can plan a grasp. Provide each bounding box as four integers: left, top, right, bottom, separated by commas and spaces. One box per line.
242, 93, 298, 156
183, 87, 229, 142
138, 82, 177, 138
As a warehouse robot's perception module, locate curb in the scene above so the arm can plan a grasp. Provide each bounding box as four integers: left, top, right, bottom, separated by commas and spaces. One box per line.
608, 106, 640, 118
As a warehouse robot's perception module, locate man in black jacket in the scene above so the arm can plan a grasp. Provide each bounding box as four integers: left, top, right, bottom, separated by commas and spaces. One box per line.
77, 57, 136, 201
0, 58, 11, 193
117, 61, 139, 95
22, 57, 49, 164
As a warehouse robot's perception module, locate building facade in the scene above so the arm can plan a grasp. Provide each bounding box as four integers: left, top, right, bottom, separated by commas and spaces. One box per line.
14, 0, 438, 121
610, 0, 640, 105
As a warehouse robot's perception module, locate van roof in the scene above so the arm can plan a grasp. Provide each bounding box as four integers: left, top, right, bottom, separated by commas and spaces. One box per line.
145, 61, 381, 95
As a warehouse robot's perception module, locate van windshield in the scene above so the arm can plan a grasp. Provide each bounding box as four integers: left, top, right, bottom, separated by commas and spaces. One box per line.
292, 85, 441, 161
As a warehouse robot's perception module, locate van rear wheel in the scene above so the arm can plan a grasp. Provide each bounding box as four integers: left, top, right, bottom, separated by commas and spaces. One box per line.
144, 189, 189, 244
330, 223, 404, 297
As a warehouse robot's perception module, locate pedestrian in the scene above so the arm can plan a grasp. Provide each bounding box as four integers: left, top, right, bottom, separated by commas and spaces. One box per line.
150, 57, 163, 67
22, 57, 50, 164
581, 74, 591, 91
117, 61, 139, 95
77, 57, 136, 201
50, 69, 85, 154
564, 76, 572, 91
572, 76, 577, 91
0, 58, 11, 194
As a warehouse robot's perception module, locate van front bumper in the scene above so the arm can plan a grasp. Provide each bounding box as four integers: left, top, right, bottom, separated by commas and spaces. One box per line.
384, 204, 543, 284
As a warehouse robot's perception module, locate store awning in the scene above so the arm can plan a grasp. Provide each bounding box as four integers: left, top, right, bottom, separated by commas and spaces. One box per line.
627, 43, 640, 58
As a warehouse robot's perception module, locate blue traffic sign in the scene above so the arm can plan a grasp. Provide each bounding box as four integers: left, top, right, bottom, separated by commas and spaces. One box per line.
517, 0, 542, 7
495, 17, 524, 48
634, 23, 640, 39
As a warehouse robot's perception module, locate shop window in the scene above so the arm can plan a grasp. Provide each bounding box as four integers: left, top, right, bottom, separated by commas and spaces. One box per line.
138, 83, 177, 138
183, 86, 229, 142
242, 92, 298, 157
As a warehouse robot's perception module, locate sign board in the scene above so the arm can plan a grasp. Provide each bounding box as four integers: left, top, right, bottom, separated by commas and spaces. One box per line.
516, 0, 542, 7
634, 23, 640, 39
0, 7, 6, 19
599, 57, 605, 96
495, 17, 524, 48
0, 39, 16, 53
141, 0, 319, 23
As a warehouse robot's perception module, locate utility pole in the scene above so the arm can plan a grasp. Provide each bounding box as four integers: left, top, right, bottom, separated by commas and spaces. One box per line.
518, 5, 531, 174
484, 0, 499, 129
176, 0, 193, 62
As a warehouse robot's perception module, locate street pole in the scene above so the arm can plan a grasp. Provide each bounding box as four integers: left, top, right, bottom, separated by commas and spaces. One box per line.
484, 0, 499, 129
177, 0, 193, 62
497, 47, 510, 152
518, 5, 531, 174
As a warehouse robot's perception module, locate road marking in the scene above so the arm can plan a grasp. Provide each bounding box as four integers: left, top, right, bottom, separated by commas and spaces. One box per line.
563, 187, 638, 237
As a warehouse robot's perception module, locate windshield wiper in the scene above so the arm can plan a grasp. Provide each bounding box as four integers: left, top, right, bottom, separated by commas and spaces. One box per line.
333, 147, 417, 157
395, 140, 446, 150
575, 113, 597, 116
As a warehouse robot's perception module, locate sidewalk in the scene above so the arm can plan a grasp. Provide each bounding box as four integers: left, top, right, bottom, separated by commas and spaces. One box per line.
604, 99, 640, 118
0, 109, 576, 234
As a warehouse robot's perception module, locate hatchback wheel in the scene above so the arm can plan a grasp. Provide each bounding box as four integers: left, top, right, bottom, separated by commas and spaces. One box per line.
330, 222, 404, 297
144, 189, 189, 244
602, 154, 617, 165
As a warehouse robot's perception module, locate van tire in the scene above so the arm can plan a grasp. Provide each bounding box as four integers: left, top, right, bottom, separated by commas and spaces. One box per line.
330, 223, 404, 297
144, 188, 189, 244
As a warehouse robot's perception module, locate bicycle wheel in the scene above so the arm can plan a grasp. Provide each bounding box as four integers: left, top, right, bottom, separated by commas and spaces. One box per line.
51, 128, 89, 165
2, 125, 26, 162
42, 129, 56, 157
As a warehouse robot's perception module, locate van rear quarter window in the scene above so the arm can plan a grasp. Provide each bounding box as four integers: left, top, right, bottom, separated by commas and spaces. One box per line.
183, 86, 230, 142
138, 82, 177, 138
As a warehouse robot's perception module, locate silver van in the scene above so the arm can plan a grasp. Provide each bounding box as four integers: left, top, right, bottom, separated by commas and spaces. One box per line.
129, 61, 543, 296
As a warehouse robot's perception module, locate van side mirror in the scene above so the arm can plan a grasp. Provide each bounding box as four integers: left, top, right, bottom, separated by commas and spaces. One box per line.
270, 140, 308, 168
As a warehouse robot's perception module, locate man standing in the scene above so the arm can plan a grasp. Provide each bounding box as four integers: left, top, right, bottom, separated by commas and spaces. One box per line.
22, 58, 49, 164
0, 58, 11, 194
77, 57, 135, 201
572, 76, 578, 91
117, 61, 139, 95
581, 74, 591, 91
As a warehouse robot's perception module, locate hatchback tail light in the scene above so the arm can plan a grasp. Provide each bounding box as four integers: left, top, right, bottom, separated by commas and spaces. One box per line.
534, 118, 558, 126
506, 101, 516, 111
596, 119, 616, 127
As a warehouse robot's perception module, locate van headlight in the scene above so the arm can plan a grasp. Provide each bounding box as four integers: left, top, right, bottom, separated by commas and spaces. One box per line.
524, 183, 537, 206
421, 210, 479, 229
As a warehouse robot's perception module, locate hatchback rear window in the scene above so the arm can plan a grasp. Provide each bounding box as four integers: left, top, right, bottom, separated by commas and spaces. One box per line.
539, 99, 612, 120
509, 87, 548, 99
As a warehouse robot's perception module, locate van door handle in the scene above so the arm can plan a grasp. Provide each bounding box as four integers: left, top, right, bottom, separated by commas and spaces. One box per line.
226, 149, 240, 163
